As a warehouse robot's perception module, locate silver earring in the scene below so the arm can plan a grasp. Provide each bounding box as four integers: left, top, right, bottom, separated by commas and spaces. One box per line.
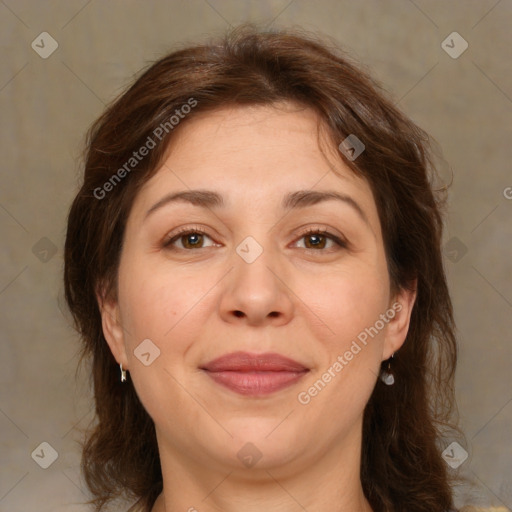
120, 363, 127, 383
380, 353, 395, 385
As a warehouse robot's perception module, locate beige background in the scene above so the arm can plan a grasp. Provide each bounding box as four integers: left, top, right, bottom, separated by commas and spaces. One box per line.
0, 1, 511, 510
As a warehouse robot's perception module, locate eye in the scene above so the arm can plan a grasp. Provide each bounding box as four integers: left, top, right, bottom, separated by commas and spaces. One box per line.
161, 227, 346, 252
163, 227, 217, 250
293, 229, 347, 251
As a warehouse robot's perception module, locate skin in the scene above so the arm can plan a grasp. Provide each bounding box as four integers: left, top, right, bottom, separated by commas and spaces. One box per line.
99, 103, 416, 512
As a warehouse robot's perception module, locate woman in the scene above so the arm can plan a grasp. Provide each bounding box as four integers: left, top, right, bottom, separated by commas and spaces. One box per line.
64, 26, 465, 512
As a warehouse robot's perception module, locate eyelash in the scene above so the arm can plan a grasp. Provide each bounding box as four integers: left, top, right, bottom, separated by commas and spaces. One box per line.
162, 226, 348, 253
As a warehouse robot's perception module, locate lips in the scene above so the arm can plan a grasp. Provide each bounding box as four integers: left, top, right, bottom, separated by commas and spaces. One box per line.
200, 351, 309, 396
202, 352, 308, 372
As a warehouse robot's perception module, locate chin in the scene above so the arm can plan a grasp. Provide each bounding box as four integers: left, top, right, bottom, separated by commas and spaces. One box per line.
224, 418, 309, 466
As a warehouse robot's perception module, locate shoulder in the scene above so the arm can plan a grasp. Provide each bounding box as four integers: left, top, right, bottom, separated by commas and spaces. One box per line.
458, 507, 510, 512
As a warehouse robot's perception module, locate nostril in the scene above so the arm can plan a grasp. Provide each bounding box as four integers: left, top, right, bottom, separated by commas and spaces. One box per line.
233, 310, 245, 318
268, 311, 279, 318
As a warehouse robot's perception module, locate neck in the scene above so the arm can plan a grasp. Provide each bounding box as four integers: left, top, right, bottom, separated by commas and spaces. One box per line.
151, 423, 373, 512
152, 487, 372, 512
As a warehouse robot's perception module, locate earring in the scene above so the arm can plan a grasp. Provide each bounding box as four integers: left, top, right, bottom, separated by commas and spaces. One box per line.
380, 353, 395, 385
120, 363, 127, 383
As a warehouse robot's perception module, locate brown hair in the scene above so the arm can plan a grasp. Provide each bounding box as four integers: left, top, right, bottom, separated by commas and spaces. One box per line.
64, 26, 462, 512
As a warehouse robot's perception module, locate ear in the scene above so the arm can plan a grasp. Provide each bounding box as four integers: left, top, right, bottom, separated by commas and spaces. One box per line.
382, 279, 417, 361
96, 285, 129, 369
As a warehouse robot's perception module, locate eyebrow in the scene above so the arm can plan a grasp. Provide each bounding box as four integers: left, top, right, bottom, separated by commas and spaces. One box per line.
144, 189, 370, 226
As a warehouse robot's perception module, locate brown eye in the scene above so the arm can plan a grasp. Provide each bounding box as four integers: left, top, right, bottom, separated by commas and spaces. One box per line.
294, 229, 346, 251
181, 233, 204, 248
164, 230, 216, 250
304, 233, 327, 249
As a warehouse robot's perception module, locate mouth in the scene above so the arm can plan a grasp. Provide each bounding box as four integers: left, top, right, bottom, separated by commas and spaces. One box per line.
200, 351, 310, 397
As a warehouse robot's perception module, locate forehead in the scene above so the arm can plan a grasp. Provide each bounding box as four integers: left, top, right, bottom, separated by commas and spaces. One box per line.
130, 103, 379, 229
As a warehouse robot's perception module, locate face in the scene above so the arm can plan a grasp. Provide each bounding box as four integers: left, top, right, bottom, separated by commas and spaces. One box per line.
100, 103, 415, 475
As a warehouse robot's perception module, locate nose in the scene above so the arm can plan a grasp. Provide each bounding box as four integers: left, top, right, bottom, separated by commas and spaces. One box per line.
218, 246, 294, 327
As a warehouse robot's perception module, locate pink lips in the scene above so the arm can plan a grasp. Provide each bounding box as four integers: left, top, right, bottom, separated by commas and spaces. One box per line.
201, 351, 309, 396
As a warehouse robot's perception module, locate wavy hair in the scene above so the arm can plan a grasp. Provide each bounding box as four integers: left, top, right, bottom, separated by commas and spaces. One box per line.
64, 26, 462, 512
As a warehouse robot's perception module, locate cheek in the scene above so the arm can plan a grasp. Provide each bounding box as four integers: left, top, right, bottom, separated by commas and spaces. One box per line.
116, 264, 214, 420
117, 258, 218, 364
298, 263, 390, 347
293, 262, 389, 410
